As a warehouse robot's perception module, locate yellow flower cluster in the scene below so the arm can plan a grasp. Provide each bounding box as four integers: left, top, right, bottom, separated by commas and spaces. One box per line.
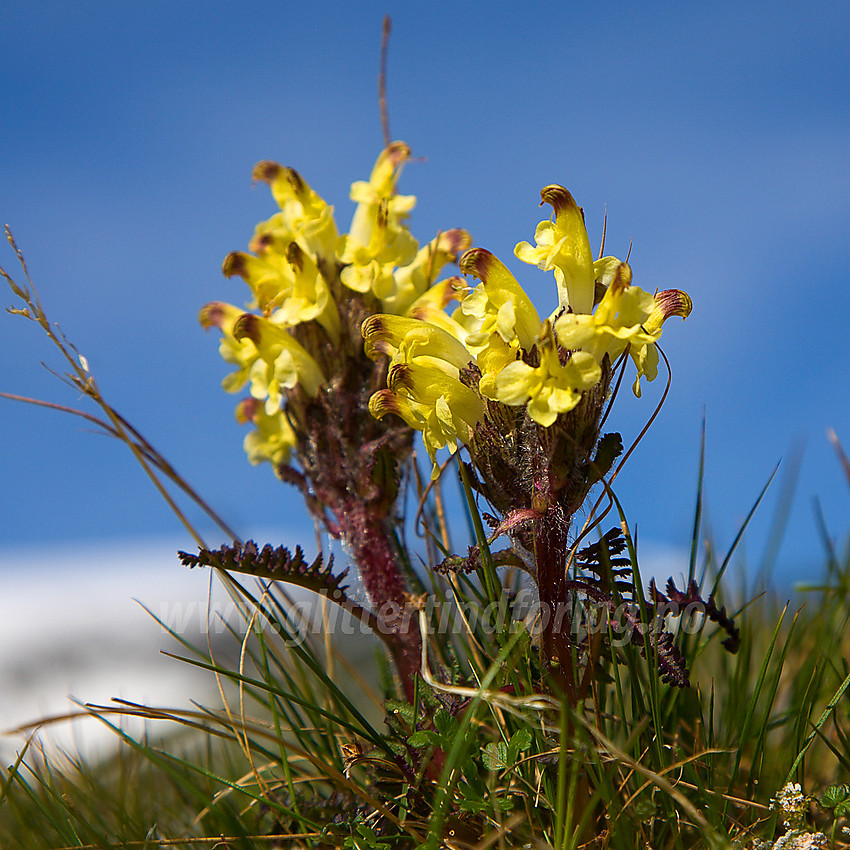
365, 185, 692, 476
201, 143, 471, 468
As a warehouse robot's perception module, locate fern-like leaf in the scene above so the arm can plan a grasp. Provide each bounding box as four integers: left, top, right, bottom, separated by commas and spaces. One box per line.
435, 547, 525, 576
178, 540, 349, 599
656, 577, 741, 654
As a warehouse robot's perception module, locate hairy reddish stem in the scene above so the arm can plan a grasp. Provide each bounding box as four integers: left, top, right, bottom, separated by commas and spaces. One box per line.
337, 499, 420, 703
534, 507, 577, 704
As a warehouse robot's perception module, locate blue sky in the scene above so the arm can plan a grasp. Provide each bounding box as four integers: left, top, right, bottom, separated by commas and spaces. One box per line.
2, 0, 849, 587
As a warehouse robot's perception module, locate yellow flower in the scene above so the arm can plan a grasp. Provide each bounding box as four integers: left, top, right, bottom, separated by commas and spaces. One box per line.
370, 361, 484, 477
555, 261, 653, 359
644, 288, 694, 335
362, 313, 472, 373
459, 248, 542, 351
338, 143, 419, 295
347, 141, 416, 245
403, 276, 470, 341
199, 301, 259, 393
488, 321, 602, 427
555, 265, 692, 396
629, 288, 693, 395
379, 229, 472, 315
334, 144, 473, 314
231, 313, 326, 409
250, 162, 338, 261
338, 230, 417, 295
514, 185, 624, 315
222, 250, 292, 312
235, 398, 297, 467
222, 243, 340, 341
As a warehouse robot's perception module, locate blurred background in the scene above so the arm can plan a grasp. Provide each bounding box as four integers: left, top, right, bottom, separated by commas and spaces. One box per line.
2, 0, 849, 755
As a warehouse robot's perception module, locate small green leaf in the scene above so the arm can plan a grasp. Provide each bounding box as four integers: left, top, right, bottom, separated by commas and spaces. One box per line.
508, 728, 532, 761
433, 709, 458, 741
458, 799, 488, 814
385, 740, 407, 756
385, 699, 416, 725
483, 741, 509, 770
408, 730, 438, 748
460, 755, 480, 786
343, 822, 392, 850
819, 784, 850, 809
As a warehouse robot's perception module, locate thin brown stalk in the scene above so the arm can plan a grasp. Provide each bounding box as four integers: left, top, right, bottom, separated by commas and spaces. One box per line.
379, 15, 392, 148
2, 228, 240, 547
